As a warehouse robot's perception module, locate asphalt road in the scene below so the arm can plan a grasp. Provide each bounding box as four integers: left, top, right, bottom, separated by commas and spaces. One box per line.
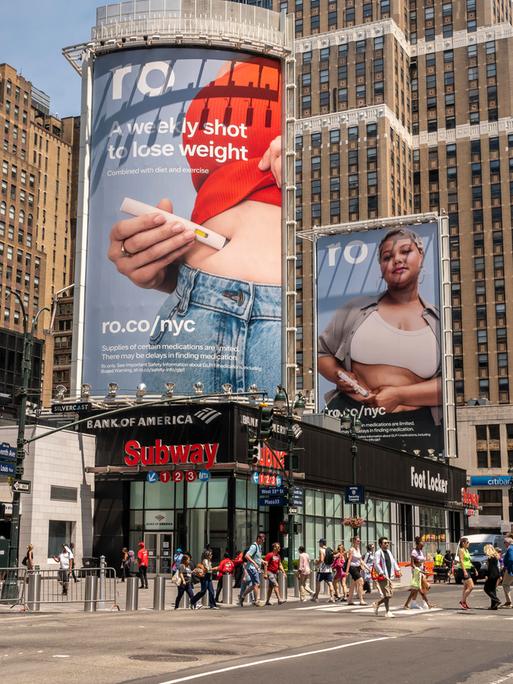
2, 583, 513, 684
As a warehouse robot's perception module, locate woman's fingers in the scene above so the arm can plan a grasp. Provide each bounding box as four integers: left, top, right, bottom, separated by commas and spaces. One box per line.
258, 136, 282, 188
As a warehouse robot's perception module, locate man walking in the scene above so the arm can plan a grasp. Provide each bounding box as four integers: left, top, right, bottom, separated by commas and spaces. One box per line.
238, 532, 265, 607
263, 542, 286, 605
137, 541, 149, 589
501, 536, 513, 608
373, 536, 401, 618
312, 538, 335, 603
53, 544, 71, 596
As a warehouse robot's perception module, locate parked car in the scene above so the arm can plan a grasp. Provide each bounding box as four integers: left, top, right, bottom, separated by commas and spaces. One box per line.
454, 534, 505, 583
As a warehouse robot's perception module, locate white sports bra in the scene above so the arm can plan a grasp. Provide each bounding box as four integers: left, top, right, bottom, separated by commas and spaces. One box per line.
351, 311, 438, 379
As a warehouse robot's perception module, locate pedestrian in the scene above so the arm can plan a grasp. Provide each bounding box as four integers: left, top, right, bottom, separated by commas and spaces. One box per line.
456, 536, 476, 610
172, 547, 183, 574
191, 549, 219, 610
263, 542, 286, 606
22, 544, 34, 571
500, 536, 513, 608
404, 537, 432, 610
126, 550, 139, 578
346, 536, 369, 606
120, 547, 129, 582
311, 538, 335, 603
363, 543, 375, 594
297, 545, 314, 601
483, 544, 501, 610
53, 544, 70, 596
332, 544, 348, 601
174, 554, 195, 609
233, 549, 244, 589
214, 552, 235, 603
137, 541, 149, 589
238, 531, 265, 607
67, 543, 79, 583
373, 536, 401, 618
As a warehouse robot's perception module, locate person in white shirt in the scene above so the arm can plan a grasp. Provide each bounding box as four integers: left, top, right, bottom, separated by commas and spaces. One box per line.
53, 544, 70, 596
373, 537, 401, 617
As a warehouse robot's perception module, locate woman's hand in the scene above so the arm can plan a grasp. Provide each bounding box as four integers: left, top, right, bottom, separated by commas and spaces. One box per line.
108, 199, 196, 292
366, 386, 405, 413
258, 136, 282, 188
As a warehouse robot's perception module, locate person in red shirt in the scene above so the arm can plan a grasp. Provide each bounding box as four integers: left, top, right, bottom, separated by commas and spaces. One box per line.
263, 542, 286, 606
137, 541, 149, 589
214, 552, 235, 603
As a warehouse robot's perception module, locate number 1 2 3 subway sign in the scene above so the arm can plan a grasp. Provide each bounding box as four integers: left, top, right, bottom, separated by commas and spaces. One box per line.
124, 439, 218, 470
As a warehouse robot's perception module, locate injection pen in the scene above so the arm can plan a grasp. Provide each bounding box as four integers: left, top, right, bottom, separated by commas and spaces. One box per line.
120, 197, 228, 251
337, 370, 370, 398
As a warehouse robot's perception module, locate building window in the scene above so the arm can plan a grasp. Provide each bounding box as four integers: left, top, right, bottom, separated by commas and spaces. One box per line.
48, 520, 73, 557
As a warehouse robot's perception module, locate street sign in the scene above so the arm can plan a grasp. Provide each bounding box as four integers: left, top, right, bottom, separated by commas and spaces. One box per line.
0, 461, 15, 476
198, 470, 210, 482
259, 494, 287, 506
0, 443, 16, 461
259, 486, 285, 497
159, 471, 171, 483
291, 486, 304, 507
345, 485, 365, 504
146, 471, 158, 483
288, 506, 298, 515
51, 401, 92, 414
11, 479, 31, 494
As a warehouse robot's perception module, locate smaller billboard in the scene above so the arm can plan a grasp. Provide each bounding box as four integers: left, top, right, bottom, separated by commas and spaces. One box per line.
316, 221, 445, 457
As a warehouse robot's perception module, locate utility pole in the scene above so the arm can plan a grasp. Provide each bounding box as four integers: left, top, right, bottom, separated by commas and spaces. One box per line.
4, 293, 48, 596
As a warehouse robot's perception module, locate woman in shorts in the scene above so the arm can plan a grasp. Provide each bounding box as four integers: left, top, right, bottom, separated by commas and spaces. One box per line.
346, 536, 369, 606
456, 537, 476, 610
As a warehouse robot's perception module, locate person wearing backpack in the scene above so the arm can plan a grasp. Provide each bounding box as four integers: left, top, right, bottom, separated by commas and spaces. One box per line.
215, 552, 235, 603
238, 532, 265, 607
311, 538, 335, 603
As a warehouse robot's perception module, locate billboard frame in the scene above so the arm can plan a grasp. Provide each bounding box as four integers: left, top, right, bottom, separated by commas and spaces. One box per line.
298, 212, 457, 461
64, 1, 296, 401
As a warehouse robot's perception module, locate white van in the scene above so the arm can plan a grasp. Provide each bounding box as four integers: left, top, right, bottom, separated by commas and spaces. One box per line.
455, 533, 506, 582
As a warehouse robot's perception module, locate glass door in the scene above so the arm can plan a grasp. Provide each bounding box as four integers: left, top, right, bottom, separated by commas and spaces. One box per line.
144, 532, 174, 575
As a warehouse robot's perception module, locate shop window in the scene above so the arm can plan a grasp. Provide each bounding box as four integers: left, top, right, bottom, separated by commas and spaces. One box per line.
187, 481, 207, 508
131, 481, 144, 508
208, 478, 228, 508
48, 520, 73, 558
145, 481, 174, 509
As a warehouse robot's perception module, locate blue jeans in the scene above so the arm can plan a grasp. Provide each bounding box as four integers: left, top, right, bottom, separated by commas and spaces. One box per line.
141, 264, 281, 395
191, 576, 216, 608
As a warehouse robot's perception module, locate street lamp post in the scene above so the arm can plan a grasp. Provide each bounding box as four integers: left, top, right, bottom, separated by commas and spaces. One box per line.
340, 414, 362, 520
7, 292, 49, 573
273, 385, 305, 588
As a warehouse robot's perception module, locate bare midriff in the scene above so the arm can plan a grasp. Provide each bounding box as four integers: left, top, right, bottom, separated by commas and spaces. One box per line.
352, 361, 423, 411
183, 200, 281, 284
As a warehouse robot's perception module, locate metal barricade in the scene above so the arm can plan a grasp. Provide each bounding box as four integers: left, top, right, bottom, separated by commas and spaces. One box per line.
24, 566, 119, 610
0, 567, 26, 607
126, 576, 139, 611
222, 573, 233, 604
153, 575, 166, 611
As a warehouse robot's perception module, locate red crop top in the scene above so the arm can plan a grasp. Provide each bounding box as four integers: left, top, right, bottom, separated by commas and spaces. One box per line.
184, 57, 282, 226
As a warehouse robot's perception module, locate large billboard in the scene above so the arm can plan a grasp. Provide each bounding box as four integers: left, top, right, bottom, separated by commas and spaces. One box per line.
316, 222, 446, 457
84, 47, 283, 396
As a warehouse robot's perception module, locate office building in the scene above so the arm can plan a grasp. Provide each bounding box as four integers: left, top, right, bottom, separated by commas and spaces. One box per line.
286, 0, 513, 414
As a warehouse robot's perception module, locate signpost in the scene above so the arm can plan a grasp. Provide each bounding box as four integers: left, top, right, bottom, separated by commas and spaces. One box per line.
258, 486, 286, 507
11, 479, 31, 494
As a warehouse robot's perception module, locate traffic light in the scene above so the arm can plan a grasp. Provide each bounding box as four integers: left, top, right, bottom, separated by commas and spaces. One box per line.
258, 403, 273, 439
248, 430, 259, 466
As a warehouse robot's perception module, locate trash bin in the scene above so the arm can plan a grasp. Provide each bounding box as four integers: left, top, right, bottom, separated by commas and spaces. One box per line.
81, 557, 100, 578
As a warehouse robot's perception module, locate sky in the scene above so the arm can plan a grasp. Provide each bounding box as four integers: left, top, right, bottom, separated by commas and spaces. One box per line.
0, 1, 102, 118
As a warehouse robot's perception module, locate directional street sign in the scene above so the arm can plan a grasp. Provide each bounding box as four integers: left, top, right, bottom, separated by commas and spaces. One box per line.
0, 461, 15, 476
291, 486, 304, 507
11, 479, 31, 494
288, 506, 298, 515
0, 443, 16, 461
146, 471, 158, 483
